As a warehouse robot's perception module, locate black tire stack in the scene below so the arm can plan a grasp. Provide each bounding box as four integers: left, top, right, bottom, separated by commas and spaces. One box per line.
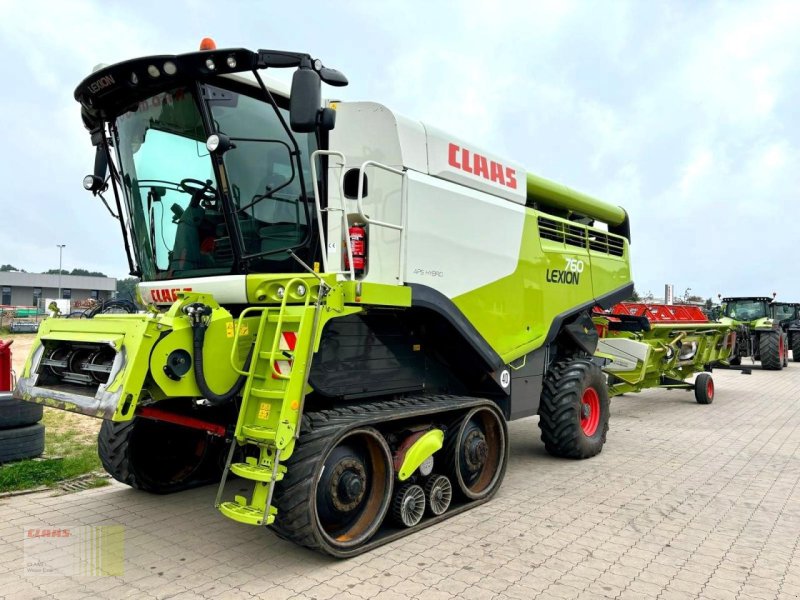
0, 394, 45, 463
0, 339, 45, 464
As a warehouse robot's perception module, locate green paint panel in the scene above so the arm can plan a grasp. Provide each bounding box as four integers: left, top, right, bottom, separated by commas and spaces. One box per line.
453, 210, 630, 363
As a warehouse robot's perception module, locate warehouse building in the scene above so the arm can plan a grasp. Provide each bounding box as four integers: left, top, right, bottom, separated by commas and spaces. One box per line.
0, 272, 117, 309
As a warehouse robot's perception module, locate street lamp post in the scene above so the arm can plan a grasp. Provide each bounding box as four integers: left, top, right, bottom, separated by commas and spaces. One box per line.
57, 244, 66, 299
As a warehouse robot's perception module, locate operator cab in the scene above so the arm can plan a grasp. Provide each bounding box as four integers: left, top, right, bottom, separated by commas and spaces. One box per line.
75, 43, 346, 282
720, 297, 772, 321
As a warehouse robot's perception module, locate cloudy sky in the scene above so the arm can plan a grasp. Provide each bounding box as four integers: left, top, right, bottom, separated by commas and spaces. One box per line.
0, 0, 798, 302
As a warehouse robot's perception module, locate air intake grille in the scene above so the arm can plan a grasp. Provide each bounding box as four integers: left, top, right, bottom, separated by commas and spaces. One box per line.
537, 216, 625, 257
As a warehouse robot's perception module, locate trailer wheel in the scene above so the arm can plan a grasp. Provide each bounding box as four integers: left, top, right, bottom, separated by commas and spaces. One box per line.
0, 423, 45, 463
793, 336, 800, 363
98, 417, 225, 494
759, 331, 783, 370
538, 357, 609, 459
694, 373, 714, 404
0, 395, 43, 429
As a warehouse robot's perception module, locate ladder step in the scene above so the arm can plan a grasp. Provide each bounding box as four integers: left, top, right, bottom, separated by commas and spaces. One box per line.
241, 424, 276, 441
268, 314, 302, 323
230, 462, 285, 483
259, 350, 293, 361
218, 501, 276, 526
249, 387, 285, 400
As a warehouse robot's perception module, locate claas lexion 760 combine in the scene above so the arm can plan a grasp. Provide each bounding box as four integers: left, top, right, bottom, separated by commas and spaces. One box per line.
15, 41, 634, 556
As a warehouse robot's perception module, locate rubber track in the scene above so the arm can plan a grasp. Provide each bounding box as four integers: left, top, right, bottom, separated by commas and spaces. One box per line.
271, 394, 501, 557
537, 358, 609, 459
759, 332, 782, 370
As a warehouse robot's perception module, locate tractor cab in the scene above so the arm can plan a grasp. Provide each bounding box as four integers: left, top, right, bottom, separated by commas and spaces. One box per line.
76, 43, 346, 284
720, 297, 772, 325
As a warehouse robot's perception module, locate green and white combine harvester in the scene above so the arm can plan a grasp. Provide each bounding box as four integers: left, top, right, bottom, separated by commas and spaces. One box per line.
592, 304, 735, 404
16, 40, 636, 556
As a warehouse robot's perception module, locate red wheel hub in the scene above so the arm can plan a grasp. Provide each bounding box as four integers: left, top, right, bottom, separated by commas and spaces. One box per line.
580, 387, 600, 436
706, 378, 714, 400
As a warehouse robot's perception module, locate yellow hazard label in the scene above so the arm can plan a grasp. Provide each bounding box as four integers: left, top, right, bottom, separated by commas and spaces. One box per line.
329, 102, 338, 110
239, 324, 249, 336
226, 322, 234, 338
412, 344, 421, 351
313, 261, 320, 273
258, 403, 271, 420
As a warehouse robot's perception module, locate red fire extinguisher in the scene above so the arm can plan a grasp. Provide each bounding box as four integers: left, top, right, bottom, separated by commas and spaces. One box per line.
345, 223, 366, 276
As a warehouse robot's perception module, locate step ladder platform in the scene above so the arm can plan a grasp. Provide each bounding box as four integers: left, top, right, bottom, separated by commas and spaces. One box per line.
267, 314, 302, 323
219, 501, 277, 526
241, 424, 276, 441
249, 387, 285, 400
230, 461, 286, 483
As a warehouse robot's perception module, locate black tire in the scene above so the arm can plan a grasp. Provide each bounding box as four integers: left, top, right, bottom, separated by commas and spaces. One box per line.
729, 355, 742, 366
98, 417, 226, 494
0, 423, 45, 463
0, 394, 43, 429
694, 373, 714, 404
538, 357, 610, 459
783, 335, 789, 367
792, 335, 800, 363
759, 331, 783, 370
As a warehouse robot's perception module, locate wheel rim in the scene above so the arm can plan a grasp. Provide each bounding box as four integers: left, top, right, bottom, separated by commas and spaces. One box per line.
451, 407, 505, 500
425, 475, 452, 516
580, 387, 601, 436
706, 378, 714, 400
314, 428, 392, 549
394, 484, 425, 527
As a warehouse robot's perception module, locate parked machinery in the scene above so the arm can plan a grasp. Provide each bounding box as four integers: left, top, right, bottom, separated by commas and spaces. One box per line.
15, 41, 634, 556
720, 297, 788, 369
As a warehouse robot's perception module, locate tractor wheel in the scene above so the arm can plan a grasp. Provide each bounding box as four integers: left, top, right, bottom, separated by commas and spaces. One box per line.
783, 335, 789, 367
694, 373, 714, 404
793, 336, 800, 363
538, 357, 610, 459
98, 417, 226, 494
759, 332, 783, 371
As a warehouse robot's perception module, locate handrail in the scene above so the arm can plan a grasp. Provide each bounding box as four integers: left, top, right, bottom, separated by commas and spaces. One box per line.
310, 150, 354, 278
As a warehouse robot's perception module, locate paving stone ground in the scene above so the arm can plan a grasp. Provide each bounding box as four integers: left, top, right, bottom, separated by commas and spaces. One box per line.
2, 364, 800, 599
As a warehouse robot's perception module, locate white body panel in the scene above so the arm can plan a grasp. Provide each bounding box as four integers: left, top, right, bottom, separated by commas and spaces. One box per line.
139, 275, 248, 305
597, 338, 651, 373
327, 102, 529, 293
404, 171, 525, 298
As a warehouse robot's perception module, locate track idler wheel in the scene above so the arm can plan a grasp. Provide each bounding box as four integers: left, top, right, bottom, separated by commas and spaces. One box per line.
424, 474, 452, 516
443, 406, 507, 501
314, 427, 393, 550
392, 483, 426, 528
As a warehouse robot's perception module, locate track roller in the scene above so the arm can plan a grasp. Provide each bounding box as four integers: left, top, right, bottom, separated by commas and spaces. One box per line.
392, 483, 426, 527
424, 474, 452, 516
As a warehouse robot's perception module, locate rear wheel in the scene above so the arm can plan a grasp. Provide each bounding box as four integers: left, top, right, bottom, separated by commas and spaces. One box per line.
783, 335, 789, 367
759, 331, 783, 370
98, 417, 226, 493
538, 357, 610, 459
443, 405, 507, 501
694, 372, 714, 404
793, 335, 800, 363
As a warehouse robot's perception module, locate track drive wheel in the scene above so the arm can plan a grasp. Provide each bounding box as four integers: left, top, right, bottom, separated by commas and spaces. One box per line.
98, 417, 225, 494
694, 372, 714, 404
538, 357, 610, 459
314, 428, 393, 549
443, 405, 507, 501
759, 331, 783, 370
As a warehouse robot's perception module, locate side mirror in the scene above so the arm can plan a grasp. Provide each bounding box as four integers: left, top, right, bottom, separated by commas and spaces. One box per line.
290, 67, 321, 133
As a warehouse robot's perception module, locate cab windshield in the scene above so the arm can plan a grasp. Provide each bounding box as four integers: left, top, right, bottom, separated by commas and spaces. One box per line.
772, 304, 797, 322
724, 300, 768, 321
113, 83, 316, 281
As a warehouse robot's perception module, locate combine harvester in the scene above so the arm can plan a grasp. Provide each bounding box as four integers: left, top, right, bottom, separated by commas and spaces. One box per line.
15, 40, 634, 556
594, 303, 734, 404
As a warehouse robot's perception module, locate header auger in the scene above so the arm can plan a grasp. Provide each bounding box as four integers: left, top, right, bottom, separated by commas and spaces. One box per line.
15, 40, 633, 556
